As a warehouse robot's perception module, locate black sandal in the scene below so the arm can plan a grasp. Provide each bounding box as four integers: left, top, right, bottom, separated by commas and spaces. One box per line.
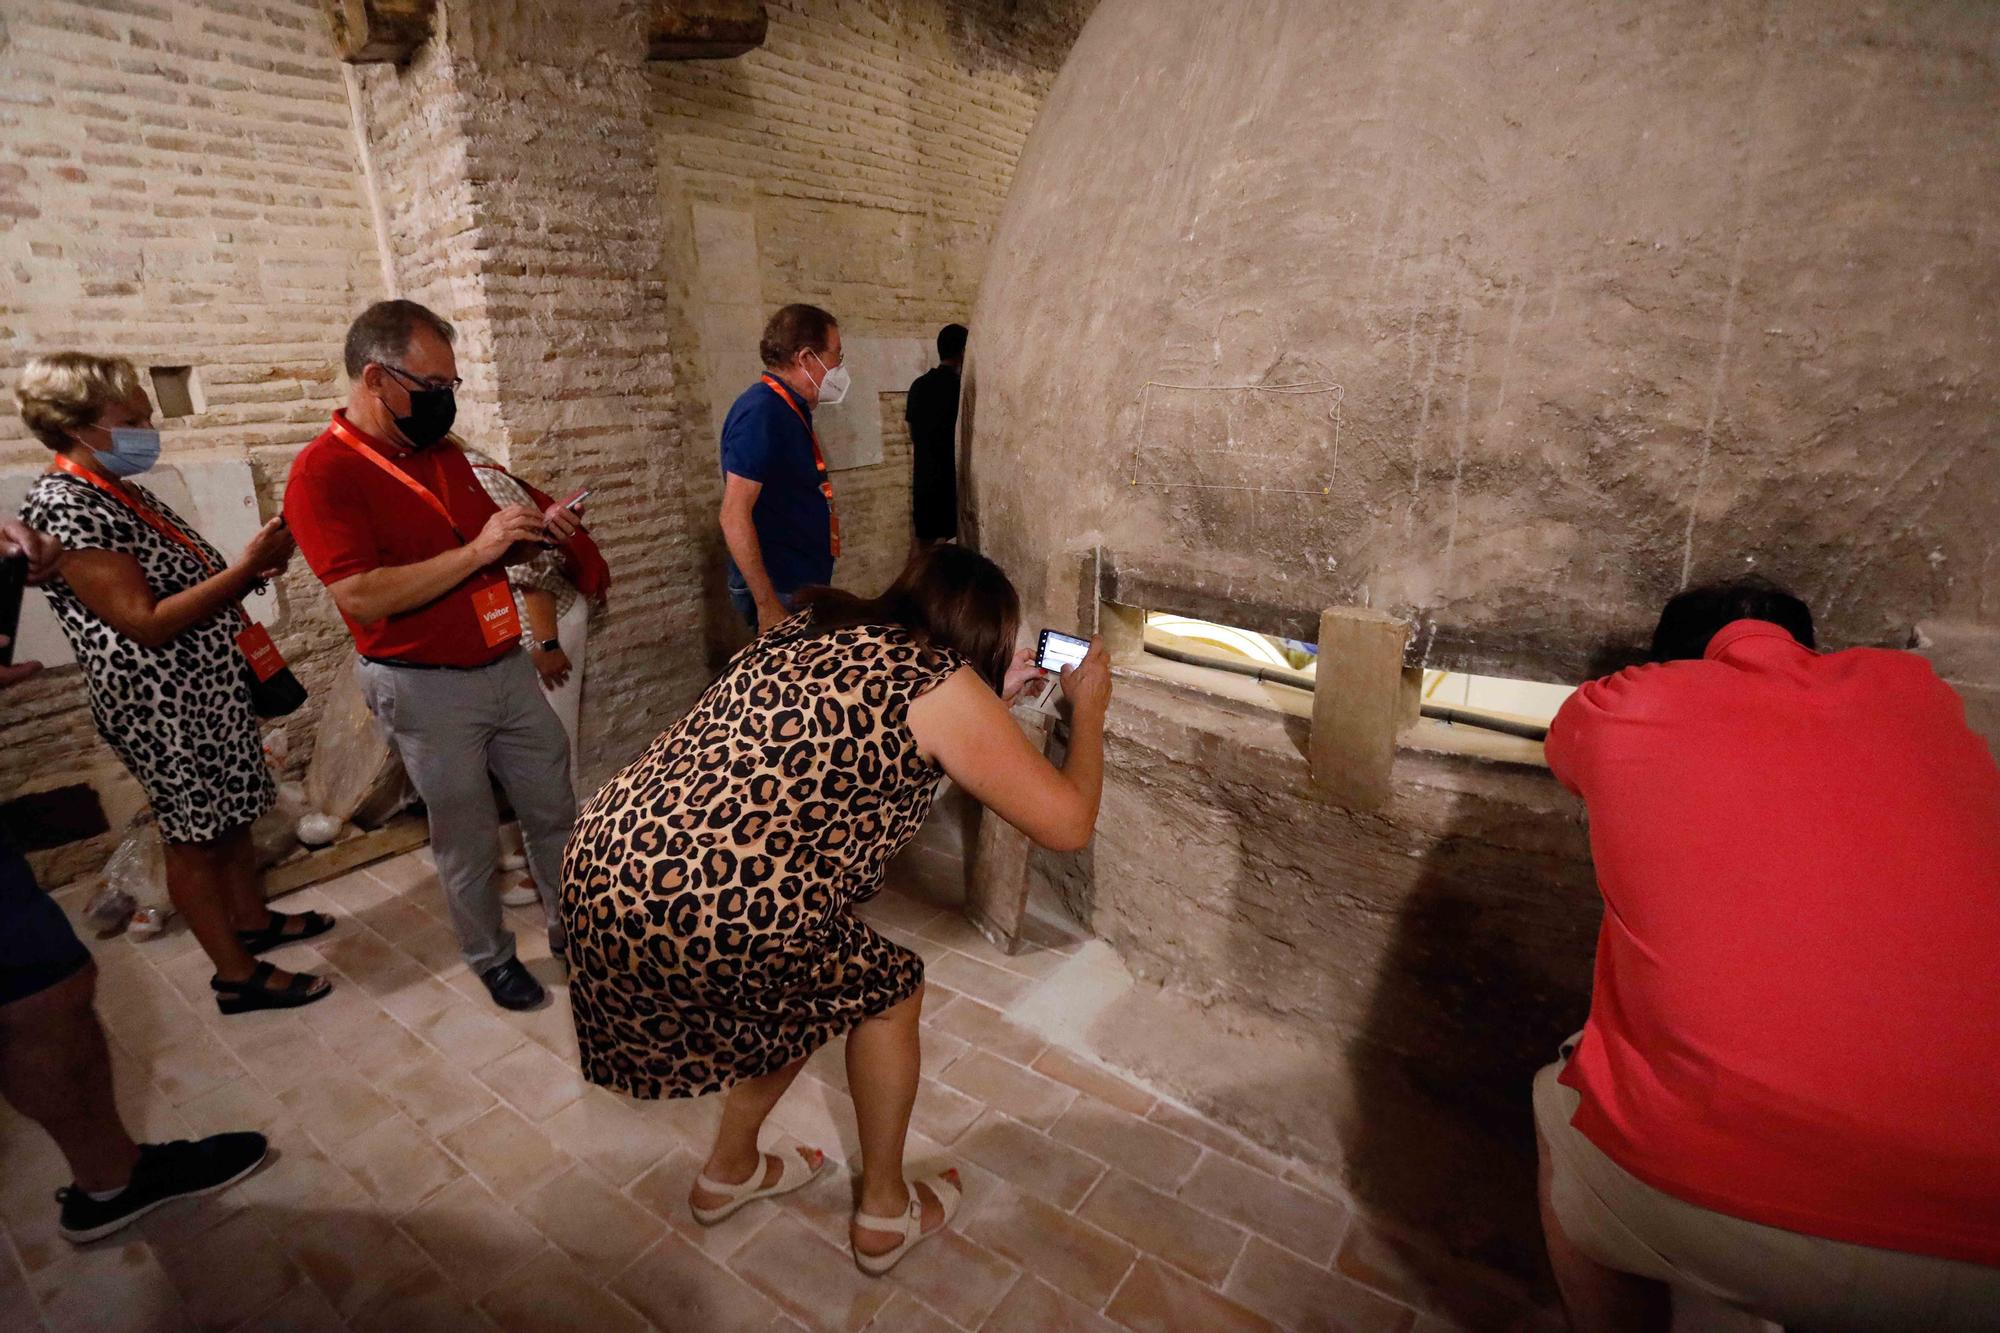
235, 909, 335, 955
211, 961, 333, 1015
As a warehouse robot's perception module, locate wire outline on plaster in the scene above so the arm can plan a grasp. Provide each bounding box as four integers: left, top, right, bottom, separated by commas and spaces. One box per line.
1128, 379, 1343, 496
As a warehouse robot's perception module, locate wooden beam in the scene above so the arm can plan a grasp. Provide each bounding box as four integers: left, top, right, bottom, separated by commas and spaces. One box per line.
1310, 607, 1414, 810
649, 1, 769, 60
1101, 552, 1322, 645
262, 814, 428, 897
319, 0, 436, 65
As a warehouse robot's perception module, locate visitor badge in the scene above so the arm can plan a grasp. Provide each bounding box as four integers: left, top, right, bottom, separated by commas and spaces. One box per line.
472, 580, 522, 648
235, 622, 287, 682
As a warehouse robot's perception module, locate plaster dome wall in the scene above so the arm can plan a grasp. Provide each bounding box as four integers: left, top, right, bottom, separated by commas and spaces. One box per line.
967, 0, 1999, 678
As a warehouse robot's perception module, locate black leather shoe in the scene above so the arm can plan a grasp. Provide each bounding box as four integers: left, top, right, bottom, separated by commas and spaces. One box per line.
480, 957, 546, 1011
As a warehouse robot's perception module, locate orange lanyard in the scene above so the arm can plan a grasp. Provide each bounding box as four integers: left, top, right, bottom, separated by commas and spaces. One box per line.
761, 374, 841, 558
49, 453, 255, 626
328, 413, 466, 542
51, 454, 209, 561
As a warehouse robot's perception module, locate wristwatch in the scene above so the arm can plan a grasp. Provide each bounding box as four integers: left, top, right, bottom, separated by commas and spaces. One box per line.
537, 639, 560, 653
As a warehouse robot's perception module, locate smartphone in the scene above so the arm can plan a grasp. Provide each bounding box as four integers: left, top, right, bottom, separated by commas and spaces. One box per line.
1035, 628, 1091, 674
557, 487, 591, 513
0, 553, 27, 668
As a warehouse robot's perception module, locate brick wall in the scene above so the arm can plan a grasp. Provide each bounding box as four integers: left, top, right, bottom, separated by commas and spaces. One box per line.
647, 0, 1094, 659
0, 0, 1093, 882
0, 0, 384, 881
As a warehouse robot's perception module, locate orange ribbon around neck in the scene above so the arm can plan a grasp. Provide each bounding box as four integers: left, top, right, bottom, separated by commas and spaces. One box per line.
49, 452, 288, 678
327, 412, 467, 540
761, 373, 842, 559
327, 415, 521, 648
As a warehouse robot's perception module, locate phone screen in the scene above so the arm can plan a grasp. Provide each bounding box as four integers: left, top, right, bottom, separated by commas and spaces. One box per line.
1035, 629, 1090, 673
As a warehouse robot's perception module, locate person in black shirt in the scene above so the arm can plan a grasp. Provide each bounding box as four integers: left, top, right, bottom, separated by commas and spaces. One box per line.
905, 324, 966, 546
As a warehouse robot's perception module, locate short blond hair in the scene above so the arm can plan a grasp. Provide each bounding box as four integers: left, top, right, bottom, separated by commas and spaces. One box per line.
15, 353, 143, 451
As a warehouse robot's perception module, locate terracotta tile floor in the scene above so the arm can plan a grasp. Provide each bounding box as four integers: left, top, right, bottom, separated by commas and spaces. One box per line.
0, 851, 1421, 1333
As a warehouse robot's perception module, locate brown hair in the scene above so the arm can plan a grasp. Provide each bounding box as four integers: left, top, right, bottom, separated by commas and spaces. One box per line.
759, 303, 838, 369
797, 545, 1020, 692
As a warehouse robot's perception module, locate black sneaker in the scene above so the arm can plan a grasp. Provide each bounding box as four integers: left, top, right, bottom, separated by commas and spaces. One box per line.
57, 1132, 269, 1243
480, 957, 546, 1011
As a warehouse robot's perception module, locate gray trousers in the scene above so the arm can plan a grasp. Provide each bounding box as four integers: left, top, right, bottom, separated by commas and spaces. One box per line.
357, 651, 575, 974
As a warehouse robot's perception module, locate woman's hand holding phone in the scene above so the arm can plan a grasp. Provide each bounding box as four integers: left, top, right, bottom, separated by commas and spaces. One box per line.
1001, 646, 1046, 704
1058, 637, 1111, 718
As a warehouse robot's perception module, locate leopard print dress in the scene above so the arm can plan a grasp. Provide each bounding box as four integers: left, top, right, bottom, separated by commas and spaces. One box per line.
561, 614, 963, 1099
22, 473, 276, 844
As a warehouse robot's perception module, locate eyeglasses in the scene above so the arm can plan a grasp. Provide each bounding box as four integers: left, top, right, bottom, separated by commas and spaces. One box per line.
378, 363, 462, 393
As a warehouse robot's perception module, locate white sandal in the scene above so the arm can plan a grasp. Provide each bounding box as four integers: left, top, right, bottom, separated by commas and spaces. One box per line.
851, 1169, 962, 1276
690, 1146, 828, 1226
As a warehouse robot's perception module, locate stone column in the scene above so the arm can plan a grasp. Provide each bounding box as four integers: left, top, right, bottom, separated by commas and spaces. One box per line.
349, 0, 706, 782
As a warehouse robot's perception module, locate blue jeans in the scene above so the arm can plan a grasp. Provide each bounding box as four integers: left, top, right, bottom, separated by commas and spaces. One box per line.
729, 585, 794, 632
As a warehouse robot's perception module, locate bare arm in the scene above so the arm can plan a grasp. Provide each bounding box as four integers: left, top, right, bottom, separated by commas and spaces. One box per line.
58, 516, 291, 650
521, 586, 559, 643
328, 546, 485, 625
327, 504, 544, 624
719, 472, 786, 630
907, 645, 1111, 853
522, 586, 572, 688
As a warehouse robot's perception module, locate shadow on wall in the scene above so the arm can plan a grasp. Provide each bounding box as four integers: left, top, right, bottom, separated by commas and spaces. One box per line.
1337, 801, 1599, 1321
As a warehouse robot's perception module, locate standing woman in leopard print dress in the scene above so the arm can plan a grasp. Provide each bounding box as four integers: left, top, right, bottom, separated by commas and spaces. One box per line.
15, 355, 332, 1013
563, 545, 1112, 1274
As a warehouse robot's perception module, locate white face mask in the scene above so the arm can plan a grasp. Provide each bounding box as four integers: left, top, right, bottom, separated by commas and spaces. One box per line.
808, 349, 851, 406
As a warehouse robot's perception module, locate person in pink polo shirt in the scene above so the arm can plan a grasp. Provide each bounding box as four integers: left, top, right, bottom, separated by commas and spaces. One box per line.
1536, 578, 2000, 1332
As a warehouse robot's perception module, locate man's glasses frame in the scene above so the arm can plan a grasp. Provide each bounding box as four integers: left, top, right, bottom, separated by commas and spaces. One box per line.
377, 362, 462, 393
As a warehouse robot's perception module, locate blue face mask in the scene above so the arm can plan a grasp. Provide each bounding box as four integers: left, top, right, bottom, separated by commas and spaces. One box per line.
94, 426, 161, 478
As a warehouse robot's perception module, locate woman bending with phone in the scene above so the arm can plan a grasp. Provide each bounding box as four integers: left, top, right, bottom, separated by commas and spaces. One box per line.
561, 544, 1111, 1274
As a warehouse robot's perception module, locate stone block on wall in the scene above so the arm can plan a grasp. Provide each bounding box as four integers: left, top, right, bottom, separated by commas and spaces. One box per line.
817, 336, 932, 472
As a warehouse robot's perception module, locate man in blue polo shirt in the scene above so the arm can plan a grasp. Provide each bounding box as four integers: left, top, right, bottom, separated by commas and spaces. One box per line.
719, 303, 847, 632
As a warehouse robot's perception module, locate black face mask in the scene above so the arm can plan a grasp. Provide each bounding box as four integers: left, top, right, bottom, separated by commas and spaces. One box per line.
394, 384, 456, 450
378, 364, 457, 450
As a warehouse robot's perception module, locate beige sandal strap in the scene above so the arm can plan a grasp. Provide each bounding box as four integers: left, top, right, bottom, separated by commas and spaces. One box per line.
696, 1148, 815, 1201
854, 1171, 960, 1234
853, 1197, 921, 1235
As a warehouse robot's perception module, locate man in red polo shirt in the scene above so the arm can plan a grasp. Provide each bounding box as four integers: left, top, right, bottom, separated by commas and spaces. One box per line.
285, 300, 579, 1011
1537, 578, 2000, 1331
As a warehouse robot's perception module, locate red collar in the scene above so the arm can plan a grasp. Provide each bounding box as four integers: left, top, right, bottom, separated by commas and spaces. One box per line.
1705, 619, 1808, 661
